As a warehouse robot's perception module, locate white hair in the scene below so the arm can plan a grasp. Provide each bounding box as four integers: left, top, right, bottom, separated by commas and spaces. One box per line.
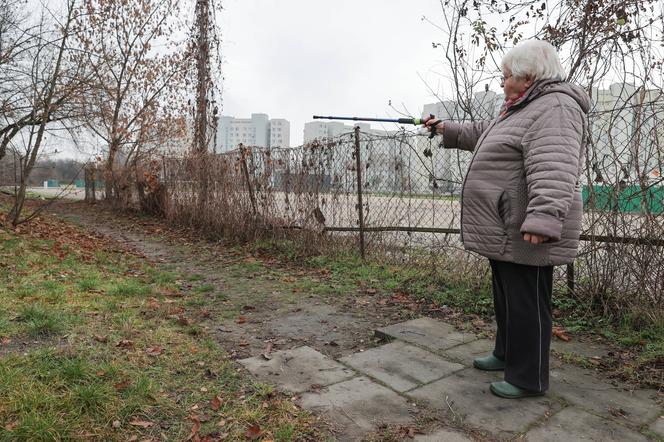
501, 40, 566, 81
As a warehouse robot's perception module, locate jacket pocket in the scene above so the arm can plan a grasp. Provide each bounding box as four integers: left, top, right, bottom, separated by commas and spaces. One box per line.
496, 191, 511, 254
497, 190, 511, 230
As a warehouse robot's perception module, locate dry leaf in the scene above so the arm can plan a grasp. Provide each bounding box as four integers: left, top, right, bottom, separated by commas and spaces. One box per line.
146, 298, 160, 310
116, 339, 134, 348
187, 415, 201, 441
1, 337, 11, 345
236, 316, 247, 324
210, 395, 222, 411
114, 379, 130, 391
552, 326, 571, 342
262, 343, 273, 360
112, 420, 121, 428
244, 424, 262, 440
145, 346, 163, 356
177, 315, 189, 326
93, 335, 108, 343
129, 419, 154, 428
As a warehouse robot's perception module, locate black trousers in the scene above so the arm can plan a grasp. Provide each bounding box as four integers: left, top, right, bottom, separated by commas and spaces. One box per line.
489, 259, 554, 392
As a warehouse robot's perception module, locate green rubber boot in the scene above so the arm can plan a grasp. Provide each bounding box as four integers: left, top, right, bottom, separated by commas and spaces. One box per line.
472, 354, 505, 371
489, 381, 545, 399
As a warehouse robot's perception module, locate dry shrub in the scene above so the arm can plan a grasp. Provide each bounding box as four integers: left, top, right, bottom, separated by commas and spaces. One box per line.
154, 132, 662, 326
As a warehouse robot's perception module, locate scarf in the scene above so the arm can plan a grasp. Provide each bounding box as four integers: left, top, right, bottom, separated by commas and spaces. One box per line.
499, 90, 528, 117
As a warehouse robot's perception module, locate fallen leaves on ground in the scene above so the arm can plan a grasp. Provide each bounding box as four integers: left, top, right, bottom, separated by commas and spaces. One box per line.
116, 339, 134, 348
244, 424, 262, 440
92, 334, 108, 343
145, 346, 163, 356
210, 395, 222, 411
187, 415, 201, 441
129, 419, 154, 428
261, 343, 273, 360
4, 208, 144, 262
552, 326, 572, 342
114, 379, 131, 391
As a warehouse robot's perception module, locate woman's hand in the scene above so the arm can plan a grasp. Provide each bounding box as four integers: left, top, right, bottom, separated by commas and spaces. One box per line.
523, 233, 549, 244
423, 115, 445, 135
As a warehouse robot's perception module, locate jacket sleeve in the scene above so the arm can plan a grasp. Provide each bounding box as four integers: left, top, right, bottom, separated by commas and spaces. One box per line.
520, 104, 584, 241
443, 120, 493, 152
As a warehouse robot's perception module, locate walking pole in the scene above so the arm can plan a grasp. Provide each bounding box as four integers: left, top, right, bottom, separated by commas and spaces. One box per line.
312, 114, 440, 139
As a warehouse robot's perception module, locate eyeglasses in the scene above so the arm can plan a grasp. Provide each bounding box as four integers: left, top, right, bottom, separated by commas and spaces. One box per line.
500, 73, 513, 86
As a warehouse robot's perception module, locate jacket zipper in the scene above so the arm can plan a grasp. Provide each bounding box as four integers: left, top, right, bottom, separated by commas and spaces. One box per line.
458, 104, 525, 245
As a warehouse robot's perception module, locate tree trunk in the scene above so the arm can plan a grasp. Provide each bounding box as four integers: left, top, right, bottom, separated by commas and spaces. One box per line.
105, 139, 119, 200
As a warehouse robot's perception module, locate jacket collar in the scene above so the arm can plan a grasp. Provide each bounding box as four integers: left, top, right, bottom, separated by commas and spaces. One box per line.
498, 79, 564, 118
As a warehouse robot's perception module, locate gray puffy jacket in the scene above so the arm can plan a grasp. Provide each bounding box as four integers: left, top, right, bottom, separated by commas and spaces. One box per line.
443, 80, 591, 266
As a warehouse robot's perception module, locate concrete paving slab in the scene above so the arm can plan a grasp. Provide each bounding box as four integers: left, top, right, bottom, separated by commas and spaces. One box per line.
407, 368, 559, 438
551, 338, 610, 359
414, 428, 474, 441
239, 346, 355, 394
650, 415, 664, 438
442, 339, 494, 366
267, 303, 374, 358
299, 376, 415, 441
550, 364, 660, 426
340, 341, 464, 392
376, 317, 478, 352
525, 407, 649, 441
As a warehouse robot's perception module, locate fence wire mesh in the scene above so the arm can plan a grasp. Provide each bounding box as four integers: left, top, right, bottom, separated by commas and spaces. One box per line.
161, 116, 664, 320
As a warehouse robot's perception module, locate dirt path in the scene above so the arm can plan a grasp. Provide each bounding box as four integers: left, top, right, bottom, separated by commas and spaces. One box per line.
49, 202, 664, 442
53, 206, 425, 356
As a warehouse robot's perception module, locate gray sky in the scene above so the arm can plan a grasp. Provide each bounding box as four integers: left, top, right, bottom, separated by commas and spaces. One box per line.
219, 0, 455, 146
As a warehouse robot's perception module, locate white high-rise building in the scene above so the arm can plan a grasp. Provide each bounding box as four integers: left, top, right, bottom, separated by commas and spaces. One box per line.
269, 119, 290, 148
303, 121, 374, 142
216, 113, 290, 152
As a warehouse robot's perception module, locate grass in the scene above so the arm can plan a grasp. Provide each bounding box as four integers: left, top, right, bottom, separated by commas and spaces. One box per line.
0, 220, 321, 441
17, 304, 66, 336
194, 283, 215, 294
106, 280, 152, 298
250, 238, 664, 387
76, 274, 100, 292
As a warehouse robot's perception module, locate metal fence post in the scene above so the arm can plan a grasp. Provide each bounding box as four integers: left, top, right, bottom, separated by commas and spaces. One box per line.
354, 126, 366, 259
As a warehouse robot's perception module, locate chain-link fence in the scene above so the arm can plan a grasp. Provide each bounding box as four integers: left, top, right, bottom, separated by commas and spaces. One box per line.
161, 115, 664, 321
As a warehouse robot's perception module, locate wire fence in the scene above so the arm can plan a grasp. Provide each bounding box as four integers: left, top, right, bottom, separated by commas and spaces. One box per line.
160, 124, 664, 321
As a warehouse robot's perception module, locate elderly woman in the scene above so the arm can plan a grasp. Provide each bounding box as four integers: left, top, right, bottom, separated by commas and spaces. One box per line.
424, 40, 590, 399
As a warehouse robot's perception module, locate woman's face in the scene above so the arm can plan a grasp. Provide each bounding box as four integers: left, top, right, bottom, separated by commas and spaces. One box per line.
501, 68, 533, 100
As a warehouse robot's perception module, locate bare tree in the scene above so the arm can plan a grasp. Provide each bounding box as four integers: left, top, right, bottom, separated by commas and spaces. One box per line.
75, 0, 189, 202
4, 0, 87, 226
1, 0, 42, 163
